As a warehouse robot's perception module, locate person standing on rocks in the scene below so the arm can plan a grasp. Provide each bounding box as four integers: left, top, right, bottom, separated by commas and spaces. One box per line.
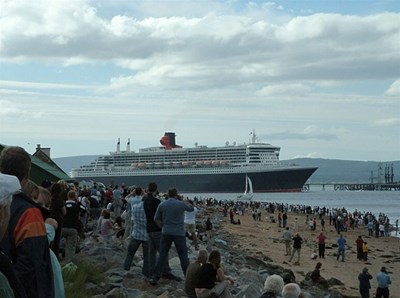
62, 190, 83, 262
184, 200, 199, 250
288, 232, 303, 265
375, 266, 391, 298
185, 249, 208, 298
149, 187, 194, 285
282, 227, 292, 256
358, 267, 372, 298
143, 182, 174, 278
123, 187, 150, 276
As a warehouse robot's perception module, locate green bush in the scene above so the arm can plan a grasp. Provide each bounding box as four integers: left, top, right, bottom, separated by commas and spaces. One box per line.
63, 260, 105, 298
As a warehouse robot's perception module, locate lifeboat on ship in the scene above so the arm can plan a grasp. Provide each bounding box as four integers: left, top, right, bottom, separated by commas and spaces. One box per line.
131, 163, 138, 168
182, 161, 190, 167
137, 163, 146, 169
204, 160, 212, 166
211, 160, 220, 166
154, 162, 163, 169
196, 161, 204, 167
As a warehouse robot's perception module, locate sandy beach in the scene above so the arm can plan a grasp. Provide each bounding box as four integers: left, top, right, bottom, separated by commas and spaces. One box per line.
221, 210, 400, 297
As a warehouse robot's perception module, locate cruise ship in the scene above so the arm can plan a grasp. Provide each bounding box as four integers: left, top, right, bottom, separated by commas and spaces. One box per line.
71, 131, 318, 192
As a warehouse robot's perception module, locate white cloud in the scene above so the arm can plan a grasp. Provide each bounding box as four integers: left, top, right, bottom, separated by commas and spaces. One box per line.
259, 125, 347, 141
0, 80, 93, 90
0, 2, 398, 89
372, 118, 400, 127
0, 100, 29, 117
0, 1, 399, 160
257, 83, 311, 96
385, 79, 400, 96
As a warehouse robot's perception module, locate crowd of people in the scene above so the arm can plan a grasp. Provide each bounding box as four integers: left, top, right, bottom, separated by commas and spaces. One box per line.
0, 145, 395, 298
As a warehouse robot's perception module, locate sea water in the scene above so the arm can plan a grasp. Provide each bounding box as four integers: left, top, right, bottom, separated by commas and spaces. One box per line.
185, 187, 400, 228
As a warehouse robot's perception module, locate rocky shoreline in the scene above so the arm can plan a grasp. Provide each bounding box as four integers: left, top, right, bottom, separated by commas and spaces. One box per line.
68, 204, 398, 298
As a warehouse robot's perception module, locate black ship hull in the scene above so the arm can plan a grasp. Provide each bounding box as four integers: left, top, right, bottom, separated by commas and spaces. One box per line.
75, 167, 317, 193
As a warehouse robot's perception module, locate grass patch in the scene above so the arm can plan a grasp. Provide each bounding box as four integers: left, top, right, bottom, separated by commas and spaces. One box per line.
63, 259, 105, 298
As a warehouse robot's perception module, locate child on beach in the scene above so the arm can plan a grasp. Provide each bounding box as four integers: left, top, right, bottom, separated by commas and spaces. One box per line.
362, 241, 369, 261
100, 210, 114, 238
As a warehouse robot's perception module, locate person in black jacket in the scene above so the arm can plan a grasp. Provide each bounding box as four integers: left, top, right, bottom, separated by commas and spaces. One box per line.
0, 173, 28, 298
358, 267, 372, 298
289, 233, 303, 265
0, 146, 54, 298
143, 182, 174, 279
61, 190, 83, 263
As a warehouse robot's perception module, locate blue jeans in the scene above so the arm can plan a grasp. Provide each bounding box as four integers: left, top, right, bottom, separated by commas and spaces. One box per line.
152, 234, 189, 280
148, 231, 171, 276
123, 238, 149, 277
337, 248, 345, 261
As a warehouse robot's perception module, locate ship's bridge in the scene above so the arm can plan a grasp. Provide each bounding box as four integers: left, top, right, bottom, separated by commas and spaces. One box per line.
246, 143, 280, 166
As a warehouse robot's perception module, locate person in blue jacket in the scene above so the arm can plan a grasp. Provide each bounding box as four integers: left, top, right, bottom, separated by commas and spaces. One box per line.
376, 266, 391, 298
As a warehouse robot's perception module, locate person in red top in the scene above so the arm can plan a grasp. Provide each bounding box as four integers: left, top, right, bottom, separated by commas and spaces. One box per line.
104, 187, 113, 208
355, 235, 364, 260
316, 232, 327, 259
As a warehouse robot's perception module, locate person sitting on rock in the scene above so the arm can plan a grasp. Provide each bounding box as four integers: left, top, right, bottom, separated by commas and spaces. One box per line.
309, 262, 329, 289
185, 249, 209, 298
195, 250, 234, 298
259, 274, 284, 298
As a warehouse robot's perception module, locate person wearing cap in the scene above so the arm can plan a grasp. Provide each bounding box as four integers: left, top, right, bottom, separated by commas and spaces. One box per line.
376, 266, 391, 298
358, 267, 372, 298
0, 173, 28, 298
0, 146, 54, 298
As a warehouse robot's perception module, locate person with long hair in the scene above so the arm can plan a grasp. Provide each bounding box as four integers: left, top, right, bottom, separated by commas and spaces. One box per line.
195, 250, 234, 298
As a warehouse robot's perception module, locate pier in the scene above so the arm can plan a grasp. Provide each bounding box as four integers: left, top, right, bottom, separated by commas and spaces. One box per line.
304, 183, 400, 191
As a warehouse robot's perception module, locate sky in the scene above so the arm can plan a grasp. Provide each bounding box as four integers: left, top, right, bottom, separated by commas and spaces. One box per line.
0, 0, 399, 161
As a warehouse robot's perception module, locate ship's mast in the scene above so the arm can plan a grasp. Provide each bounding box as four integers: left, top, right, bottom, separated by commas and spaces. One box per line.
126, 138, 130, 152
116, 138, 120, 153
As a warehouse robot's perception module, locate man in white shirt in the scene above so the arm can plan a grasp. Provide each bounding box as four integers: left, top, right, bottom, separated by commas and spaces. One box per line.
184, 200, 199, 250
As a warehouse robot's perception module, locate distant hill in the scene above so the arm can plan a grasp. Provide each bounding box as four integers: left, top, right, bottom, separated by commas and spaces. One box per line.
286, 158, 400, 184
54, 156, 400, 184
54, 155, 100, 175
